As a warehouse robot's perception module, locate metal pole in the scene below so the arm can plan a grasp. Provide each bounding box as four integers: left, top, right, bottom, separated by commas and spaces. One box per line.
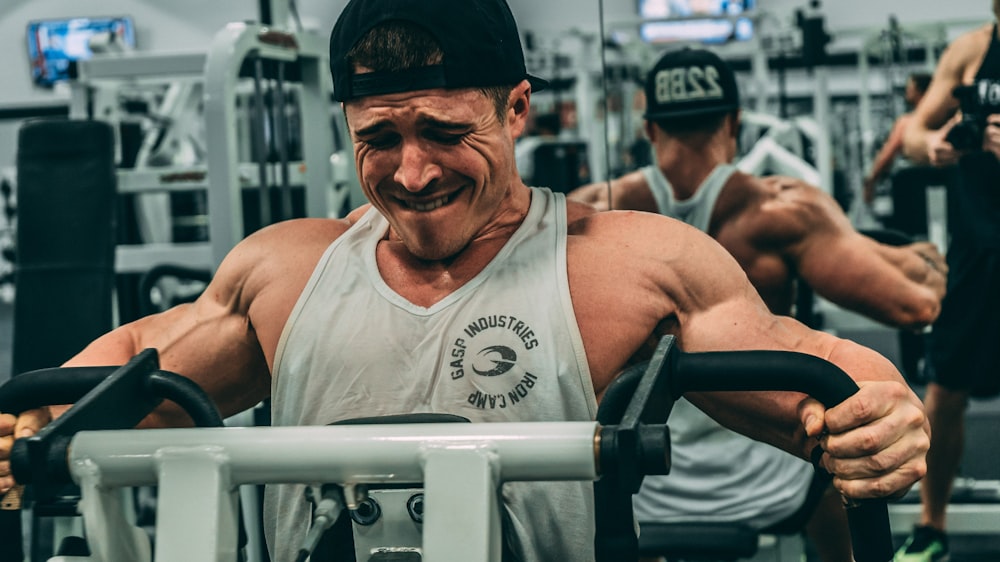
274, 60, 293, 220
252, 54, 272, 229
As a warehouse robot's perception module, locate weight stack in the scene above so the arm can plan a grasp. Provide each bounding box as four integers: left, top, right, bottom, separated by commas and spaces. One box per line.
12, 119, 116, 374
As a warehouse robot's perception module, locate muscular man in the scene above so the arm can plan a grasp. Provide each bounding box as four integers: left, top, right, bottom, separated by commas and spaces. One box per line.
0, 3, 929, 561
899, 3, 1000, 560
570, 48, 945, 562
863, 71, 933, 204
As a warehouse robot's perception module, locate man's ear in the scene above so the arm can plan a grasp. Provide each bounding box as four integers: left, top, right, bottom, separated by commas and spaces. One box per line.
643, 120, 658, 143
729, 110, 742, 136
509, 80, 532, 137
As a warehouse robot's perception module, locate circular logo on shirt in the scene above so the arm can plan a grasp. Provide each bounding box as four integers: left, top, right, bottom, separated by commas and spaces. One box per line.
472, 345, 518, 377
447, 314, 541, 410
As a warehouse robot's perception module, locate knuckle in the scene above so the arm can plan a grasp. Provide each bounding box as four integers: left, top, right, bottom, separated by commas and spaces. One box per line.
865, 452, 891, 473
850, 395, 874, 421
859, 427, 882, 455
868, 478, 891, 498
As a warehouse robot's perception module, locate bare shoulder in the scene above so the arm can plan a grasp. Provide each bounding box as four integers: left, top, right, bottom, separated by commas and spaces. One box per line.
942, 23, 994, 78
234, 217, 352, 261
566, 205, 729, 266
212, 217, 354, 304
567, 170, 653, 211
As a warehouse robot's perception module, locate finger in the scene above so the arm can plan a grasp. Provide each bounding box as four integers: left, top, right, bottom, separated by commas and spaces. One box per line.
0, 475, 14, 495
0, 459, 8, 477
14, 408, 51, 439
829, 454, 927, 500
797, 397, 827, 438
824, 389, 926, 460
822, 381, 909, 435
0, 413, 14, 435
820, 419, 929, 481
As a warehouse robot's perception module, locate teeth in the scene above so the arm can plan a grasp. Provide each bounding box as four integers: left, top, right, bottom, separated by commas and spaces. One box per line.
408, 195, 449, 211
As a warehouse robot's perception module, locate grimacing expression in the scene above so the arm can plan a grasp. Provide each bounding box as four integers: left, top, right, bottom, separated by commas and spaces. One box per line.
344, 82, 529, 261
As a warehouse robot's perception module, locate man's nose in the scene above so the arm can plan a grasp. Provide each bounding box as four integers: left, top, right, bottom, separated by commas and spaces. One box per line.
394, 140, 442, 192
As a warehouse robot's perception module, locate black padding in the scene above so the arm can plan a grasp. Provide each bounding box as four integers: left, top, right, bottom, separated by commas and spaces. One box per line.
637, 521, 758, 561
531, 141, 590, 194
13, 119, 116, 374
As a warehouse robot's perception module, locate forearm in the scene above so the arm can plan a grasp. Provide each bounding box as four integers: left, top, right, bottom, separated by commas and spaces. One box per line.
868, 244, 946, 326
683, 315, 848, 459
866, 137, 901, 183
62, 305, 270, 427
62, 324, 145, 368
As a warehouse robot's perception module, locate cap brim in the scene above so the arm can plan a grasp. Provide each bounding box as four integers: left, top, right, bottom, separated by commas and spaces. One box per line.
528, 75, 549, 93
644, 104, 737, 120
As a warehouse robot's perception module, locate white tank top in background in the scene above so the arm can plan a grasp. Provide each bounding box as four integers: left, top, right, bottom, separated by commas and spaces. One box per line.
267, 188, 598, 562
633, 163, 813, 529
640, 163, 736, 232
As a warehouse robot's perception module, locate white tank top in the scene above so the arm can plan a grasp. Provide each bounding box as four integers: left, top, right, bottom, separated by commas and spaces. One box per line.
633, 164, 813, 529
267, 187, 598, 561
640, 163, 736, 232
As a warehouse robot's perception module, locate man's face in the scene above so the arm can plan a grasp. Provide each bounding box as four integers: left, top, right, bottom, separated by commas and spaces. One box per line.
344, 84, 527, 261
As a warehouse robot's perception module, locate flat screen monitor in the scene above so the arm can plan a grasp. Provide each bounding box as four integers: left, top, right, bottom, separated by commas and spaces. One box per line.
638, 0, 755, 44
26, 16, 136, 88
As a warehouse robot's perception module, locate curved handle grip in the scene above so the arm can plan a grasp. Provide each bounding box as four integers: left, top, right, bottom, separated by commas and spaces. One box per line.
673, 350, 894, 562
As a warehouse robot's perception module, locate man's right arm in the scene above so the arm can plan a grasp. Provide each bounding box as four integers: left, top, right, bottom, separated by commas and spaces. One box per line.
902, 27, 983, 165
863, 115, 909, 202
0, 218, 349, 492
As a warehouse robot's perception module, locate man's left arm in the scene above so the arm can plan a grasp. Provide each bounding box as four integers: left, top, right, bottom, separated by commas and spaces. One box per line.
760, 183, 946, 330
627, 213, 930, 499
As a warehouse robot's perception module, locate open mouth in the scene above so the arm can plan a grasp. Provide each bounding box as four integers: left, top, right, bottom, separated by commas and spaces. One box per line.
402, 192, 456, 212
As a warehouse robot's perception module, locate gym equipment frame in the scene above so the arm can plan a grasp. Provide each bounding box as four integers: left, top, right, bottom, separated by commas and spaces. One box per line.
1, 336, 895, 562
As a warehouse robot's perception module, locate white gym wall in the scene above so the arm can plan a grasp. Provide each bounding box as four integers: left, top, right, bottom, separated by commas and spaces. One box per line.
0, 0, 992, 167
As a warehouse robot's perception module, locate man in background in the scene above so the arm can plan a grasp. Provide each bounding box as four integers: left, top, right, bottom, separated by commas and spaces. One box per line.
900, 2, 1000, 559
571, 47, 946, 562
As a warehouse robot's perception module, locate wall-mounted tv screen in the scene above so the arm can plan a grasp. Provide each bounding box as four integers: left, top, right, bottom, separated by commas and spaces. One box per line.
638, 0, 755, 44
26, 16, 136, 88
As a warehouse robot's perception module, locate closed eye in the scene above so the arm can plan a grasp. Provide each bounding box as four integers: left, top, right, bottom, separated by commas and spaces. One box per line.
360, 133, 400, 150
424, 130, 467, 145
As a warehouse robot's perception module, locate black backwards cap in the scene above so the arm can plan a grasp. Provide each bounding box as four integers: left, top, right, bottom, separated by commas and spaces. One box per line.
643, 48, 740, 120
329, 0, 549, 102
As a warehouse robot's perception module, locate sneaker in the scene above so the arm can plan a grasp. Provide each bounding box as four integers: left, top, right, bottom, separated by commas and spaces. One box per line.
893, 525, 950, 562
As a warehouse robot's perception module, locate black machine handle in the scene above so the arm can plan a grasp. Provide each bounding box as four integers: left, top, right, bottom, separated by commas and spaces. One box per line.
0, 349, 223, 487
671, 350, 893, 562
2, 344, 893, 562
598, 336, 894, 562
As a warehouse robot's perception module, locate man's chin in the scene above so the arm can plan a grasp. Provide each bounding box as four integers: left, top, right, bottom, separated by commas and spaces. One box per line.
403, 238, 467, 262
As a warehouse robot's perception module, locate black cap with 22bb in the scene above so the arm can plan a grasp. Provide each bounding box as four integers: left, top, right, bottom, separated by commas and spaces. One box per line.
329, 0, 549, 102
643, 48, 740, 120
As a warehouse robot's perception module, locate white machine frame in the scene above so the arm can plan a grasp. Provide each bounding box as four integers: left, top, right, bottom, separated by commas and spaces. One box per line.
48, 422, 601, 562
68, 19, 339, 275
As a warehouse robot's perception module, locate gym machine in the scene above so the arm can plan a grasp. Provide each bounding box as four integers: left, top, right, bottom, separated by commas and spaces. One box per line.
0, 336, 896, 562
66, 0, 356, 277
